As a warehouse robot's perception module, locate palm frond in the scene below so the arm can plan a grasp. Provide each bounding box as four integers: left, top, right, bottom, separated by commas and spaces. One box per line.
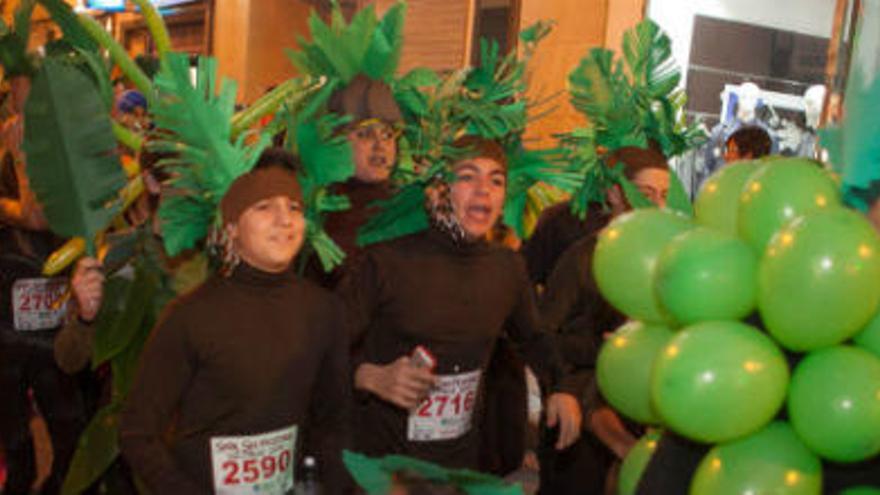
23, 58, 127, 253
622, 19, 680, 99
151, 53, 268, 255
288, 2, 405, 84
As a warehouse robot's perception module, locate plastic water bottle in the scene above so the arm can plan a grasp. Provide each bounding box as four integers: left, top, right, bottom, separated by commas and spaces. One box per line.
294, 455, 322, 495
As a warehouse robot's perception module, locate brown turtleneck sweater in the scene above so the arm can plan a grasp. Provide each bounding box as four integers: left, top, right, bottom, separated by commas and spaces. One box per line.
120, 263, 350, 494
338, 228, 571, 469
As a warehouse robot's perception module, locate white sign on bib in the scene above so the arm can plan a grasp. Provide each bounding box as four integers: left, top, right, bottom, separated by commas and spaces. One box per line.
407, 369, 481, 442
12, 277, 68, 331
210, 425, 298, 495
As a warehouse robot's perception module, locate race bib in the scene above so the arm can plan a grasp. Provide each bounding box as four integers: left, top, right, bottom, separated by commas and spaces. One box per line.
12, 277, 68, 331
210, 425, 298, 495
407, 369, 481, 442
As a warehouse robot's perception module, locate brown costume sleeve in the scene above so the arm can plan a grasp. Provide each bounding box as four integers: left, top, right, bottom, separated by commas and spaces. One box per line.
53, 318, 95, 374
119, 305, 204, 494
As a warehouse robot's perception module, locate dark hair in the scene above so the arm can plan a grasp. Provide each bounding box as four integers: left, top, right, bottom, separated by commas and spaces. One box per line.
606, 146, 668, 180
725, 126, 772, 159
451, 135, 508, 170
254, 147, 301, 172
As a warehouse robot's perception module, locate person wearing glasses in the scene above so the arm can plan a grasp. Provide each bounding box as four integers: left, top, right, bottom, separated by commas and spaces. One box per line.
316, 74, 404, 288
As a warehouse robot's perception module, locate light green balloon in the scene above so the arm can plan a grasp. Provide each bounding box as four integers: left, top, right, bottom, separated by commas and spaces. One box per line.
694, 161, 761, 236
738, 158, 840, 253
788, 346, 880, 463
854, 307, 880, 359
651, 321, 789, 443
690, 422, 822, 495
594, 209, 692, 322
655, 228, 758, 325
758, 208, 880, 351
619, 430, 663, 495
597, 322, 675, 423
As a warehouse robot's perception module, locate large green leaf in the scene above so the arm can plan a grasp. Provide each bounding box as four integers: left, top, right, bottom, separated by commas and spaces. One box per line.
23, 58, 127, 252
91, 266, 160, 368
61, 402, 123, 495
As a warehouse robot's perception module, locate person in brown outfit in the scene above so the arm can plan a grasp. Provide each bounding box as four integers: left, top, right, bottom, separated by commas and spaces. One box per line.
119, 153, 350, 494
339, 136, 582, 470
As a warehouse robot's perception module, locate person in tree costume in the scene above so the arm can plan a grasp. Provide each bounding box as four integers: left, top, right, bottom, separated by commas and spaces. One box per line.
118, 52, 352, 493
527, 19, 703, 494
339, 135, 583, 471
523, 19, 703, 289
286, 2, 407, 288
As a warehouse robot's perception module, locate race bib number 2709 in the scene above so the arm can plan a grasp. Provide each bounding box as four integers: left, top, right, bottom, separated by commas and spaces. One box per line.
407, 369, 481, 442
210, 425, 297, 495
12, 277, 67, 331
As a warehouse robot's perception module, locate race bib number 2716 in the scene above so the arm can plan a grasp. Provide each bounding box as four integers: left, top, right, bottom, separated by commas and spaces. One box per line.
407, 369, 481, 442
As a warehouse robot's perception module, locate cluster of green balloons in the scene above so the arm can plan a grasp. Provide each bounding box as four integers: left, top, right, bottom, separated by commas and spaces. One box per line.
593, 158, 880, 494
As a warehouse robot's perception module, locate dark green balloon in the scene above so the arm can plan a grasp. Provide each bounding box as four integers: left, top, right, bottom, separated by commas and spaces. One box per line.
694, 161, 761, 236
597, 322, 675, 423
651, 321, 789, 443
738, 158, 840, 253
690, 422, 822, 495
788, 346, 880, 463
758, 208, 880, 351
619, 430, 662, 495
594, 209, 692, 322
854, 307, 880, 359
655, 228, 758, 325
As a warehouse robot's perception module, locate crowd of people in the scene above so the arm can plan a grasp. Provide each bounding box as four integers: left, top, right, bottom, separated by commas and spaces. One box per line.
1, 2, 879, 495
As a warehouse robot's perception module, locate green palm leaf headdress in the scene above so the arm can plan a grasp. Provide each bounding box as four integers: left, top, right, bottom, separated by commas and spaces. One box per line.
357, 21, 579, 245
149, 53, 269, 256
563, 19, 705, 218
288, 0, 406, 85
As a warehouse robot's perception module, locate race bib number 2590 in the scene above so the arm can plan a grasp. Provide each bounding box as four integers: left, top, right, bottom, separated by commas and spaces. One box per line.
210, 425, 297, 495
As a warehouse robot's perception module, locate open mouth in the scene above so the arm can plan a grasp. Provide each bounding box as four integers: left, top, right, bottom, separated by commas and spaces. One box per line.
466, 204, 493, 223
368, 155, 390, 169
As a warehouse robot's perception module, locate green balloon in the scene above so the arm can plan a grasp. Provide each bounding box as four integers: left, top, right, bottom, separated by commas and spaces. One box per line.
655, 228, 758, 325
619, 429, 663, 495
651, 321, 789, 443
788, 346, 880, 463
854, 307, 880, 359
758, 208, 880, 351
597, 322, 675, 423
690, 422, 822, 495
694, 161, 761, 236
738, 158, 840, 252
594, 209, 692, 322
